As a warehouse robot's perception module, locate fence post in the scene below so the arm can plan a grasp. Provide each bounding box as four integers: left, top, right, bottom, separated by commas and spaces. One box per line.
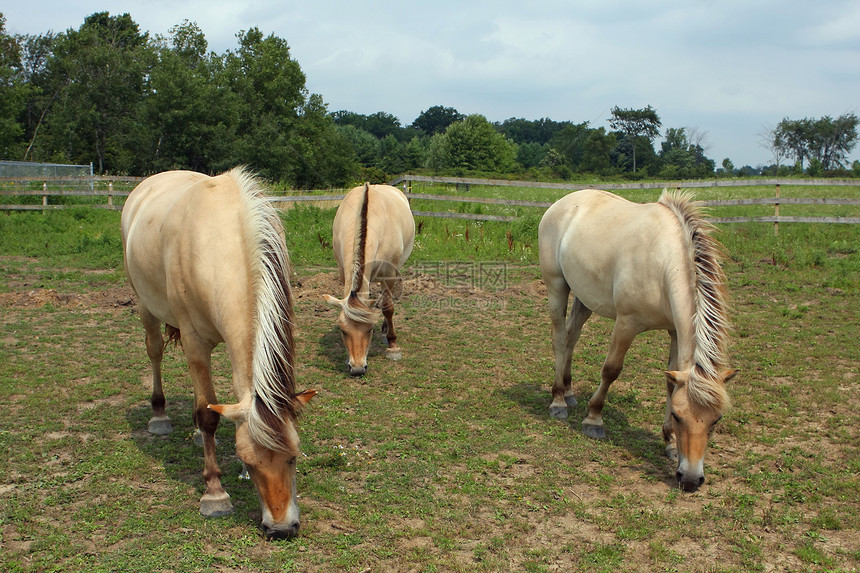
774, 184, 780, 237
108, 182, 113, 207
42, 182, 48, 208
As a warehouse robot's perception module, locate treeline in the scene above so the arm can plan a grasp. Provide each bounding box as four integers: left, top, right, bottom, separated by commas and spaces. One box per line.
2, 12, 858, 187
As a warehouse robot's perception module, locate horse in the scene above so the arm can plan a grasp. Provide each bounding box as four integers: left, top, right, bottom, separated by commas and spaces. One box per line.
121, 168, 316, 537
323, 183, 415, 376
538, 188, 738, 492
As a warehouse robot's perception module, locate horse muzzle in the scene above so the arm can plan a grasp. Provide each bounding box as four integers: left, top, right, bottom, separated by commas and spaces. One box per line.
676, 456, 706, 492
263, 520, 300, 539
676, 471, 705, 492
348, 360, 367, 377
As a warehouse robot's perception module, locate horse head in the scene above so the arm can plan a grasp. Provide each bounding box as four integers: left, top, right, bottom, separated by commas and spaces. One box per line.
323, 291, 382, 376
665, 369, 738, 492
209, 389, 316, 538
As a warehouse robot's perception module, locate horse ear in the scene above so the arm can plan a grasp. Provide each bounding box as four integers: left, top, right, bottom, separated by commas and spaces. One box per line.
293, 389, 317, 410
665, 371, 689, 388
208, 402, 248, 423
721, 369, 739, 383
323, 294, 344, 308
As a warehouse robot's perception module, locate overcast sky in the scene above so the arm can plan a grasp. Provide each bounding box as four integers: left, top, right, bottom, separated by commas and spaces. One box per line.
5, 1, 860, 167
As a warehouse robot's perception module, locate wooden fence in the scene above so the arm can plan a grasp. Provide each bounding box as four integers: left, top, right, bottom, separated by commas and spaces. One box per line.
388, 176, 860, 236
2, 175, 859, 235
0, 176, 141, 211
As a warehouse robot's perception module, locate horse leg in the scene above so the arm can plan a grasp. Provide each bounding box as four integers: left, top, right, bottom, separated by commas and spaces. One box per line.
380, 279, 402, 361
140, 307, 172, 435
663, 331, 680, 461
183, 335, 233, 517
582, 321, 636, 439
561, 298, 591, 408
547, 281, 590, 419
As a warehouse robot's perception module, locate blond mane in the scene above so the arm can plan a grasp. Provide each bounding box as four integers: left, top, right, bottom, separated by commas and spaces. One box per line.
231, 168, 298, 452
659, 189, 731, 411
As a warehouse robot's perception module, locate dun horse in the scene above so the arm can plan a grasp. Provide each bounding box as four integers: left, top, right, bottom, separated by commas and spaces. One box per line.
122, 168, 316, 537
324, 183, 415, 376
538, 189, 737, 491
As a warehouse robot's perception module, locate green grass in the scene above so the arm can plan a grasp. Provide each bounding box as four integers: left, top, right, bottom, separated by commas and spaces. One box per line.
0, 182, 858, 571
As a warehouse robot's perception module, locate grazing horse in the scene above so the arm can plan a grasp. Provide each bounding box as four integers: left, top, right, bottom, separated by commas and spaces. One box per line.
324, 183, 415, 376
538, 189, 738, 491
121, 168, 316, 537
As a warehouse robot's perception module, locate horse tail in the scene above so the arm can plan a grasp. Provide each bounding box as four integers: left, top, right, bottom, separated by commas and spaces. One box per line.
231, 167, 297, 453
660, 189, 731, 410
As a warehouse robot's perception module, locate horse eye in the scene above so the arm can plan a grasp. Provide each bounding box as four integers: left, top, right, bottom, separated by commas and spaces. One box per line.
671, 412, 681, 423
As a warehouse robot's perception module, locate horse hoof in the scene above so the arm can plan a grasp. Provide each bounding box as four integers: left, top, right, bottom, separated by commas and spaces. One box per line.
385, 349, 402, 361
564, 394, 578, 408
200, 492, 233, 518
549, 405, 569, 420
582, 423, 607, 440
147, 416, 172, 435
665, 445, 679, 462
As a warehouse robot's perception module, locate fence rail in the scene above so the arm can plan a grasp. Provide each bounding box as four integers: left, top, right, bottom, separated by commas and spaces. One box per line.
2, 175, 859, 233
389, 174, 860, 190
388, 176, 860, 232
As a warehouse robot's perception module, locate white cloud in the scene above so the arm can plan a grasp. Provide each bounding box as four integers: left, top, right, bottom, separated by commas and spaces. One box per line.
3, 0, 859, 166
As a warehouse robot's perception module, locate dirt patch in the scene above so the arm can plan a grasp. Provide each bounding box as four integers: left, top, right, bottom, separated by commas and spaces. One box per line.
293, 271, 342, 301
291, 269, 526, 307
0, 286, 134, 310
0, 269, 540, 314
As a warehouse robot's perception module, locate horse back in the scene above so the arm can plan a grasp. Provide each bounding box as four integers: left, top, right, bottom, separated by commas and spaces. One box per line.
539, 189, 691, 324
332, 184, 415, 290
122, 170, 256, 344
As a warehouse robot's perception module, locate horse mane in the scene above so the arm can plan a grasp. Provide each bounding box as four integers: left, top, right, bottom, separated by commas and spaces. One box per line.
659, 189, 731, 411
350, 183, 371, 293
230, 167, 298, 453
342, 183, 381, 324
342, 291, 382, 323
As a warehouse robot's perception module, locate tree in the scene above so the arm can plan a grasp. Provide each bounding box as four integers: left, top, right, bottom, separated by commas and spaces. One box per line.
608, 105, 661, 173
579, 127, 616, 174
362, 111, 401, 139
412, 105, 464, 136
139, 20, 234, 173
290, 93, 357, 188
772, 118, 812, 170
377, 133, 407, 174
758, 122, 789, 169
222, 27, 308, 180
496, 117, 571, 145
17, 32, 57, 161
427, 114, 517, 172
549, 122, 590, 170
770, 114, 859, 171
659, 127, 715, 179
516, 142, 548, 169
331, 110, 404, 140
41, 12, 154, 172
336, 124, 379, 166
807, 114, 858, 170
0, 14, 29, 158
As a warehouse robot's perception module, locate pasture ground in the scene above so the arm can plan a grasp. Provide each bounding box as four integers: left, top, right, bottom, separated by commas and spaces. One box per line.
0, 206, 858, 572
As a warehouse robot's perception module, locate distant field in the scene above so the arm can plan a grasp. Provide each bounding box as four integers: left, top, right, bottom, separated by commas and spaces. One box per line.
0, 183, 858, 572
